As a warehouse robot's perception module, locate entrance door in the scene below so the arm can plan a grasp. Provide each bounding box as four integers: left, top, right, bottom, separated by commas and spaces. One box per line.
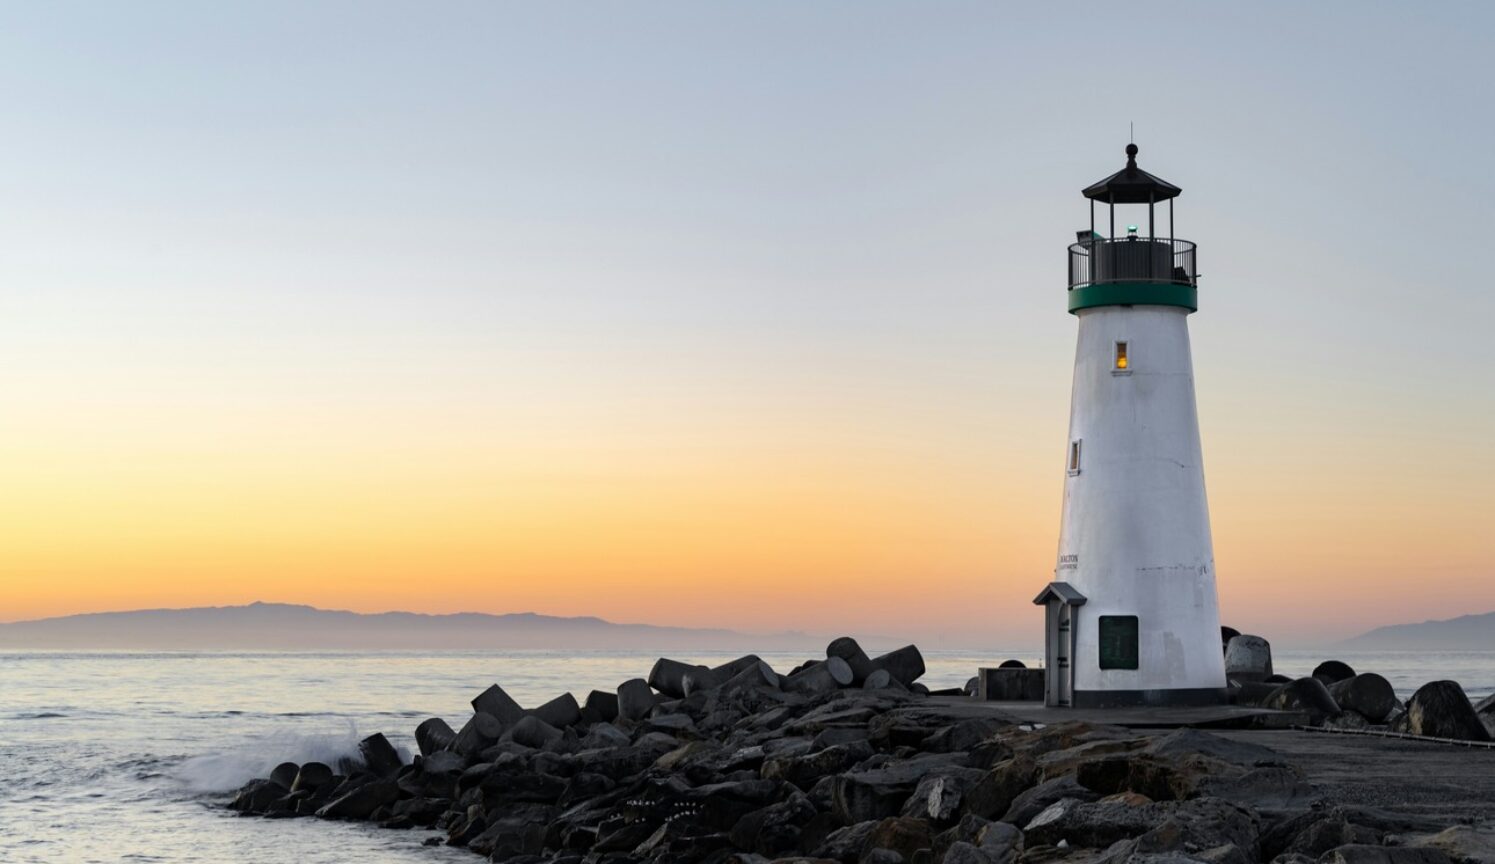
1055, 603, 1073, 706
1044, 599, 1074, 707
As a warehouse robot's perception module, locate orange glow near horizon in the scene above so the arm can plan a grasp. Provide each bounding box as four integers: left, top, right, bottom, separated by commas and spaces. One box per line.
6, 339, 1492, 647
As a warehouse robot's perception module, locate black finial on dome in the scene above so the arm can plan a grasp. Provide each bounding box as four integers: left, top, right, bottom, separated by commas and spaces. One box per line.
1082, 143, 1181, 203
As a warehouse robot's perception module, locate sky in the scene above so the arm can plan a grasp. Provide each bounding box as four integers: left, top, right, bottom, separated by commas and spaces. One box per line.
2, 2, 1493, 647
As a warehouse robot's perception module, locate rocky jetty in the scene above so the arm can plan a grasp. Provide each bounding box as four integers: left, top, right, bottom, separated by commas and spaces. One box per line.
227, 637, 1491, 864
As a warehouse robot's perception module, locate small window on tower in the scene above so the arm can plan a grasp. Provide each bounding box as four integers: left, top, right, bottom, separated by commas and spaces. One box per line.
1114, 341, 1129, 372
1068, 439, 1082, 475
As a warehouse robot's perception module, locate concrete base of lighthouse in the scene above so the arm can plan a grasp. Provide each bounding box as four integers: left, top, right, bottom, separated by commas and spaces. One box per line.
1069, 687, 1229, 709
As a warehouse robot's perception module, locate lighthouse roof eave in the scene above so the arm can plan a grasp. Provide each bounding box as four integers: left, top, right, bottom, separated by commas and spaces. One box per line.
1033, 581, 1088, 606
1082, 144, 1181, 204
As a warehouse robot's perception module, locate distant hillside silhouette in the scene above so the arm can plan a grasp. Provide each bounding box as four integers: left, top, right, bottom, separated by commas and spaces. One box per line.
0, 602, 825, 651
1340, 611, 1495, 650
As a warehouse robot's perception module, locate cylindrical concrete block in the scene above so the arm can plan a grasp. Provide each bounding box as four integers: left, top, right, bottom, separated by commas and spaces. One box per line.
1224, 635, 1273, 683
290, 761, 333, 794
827, 637, 875, 685
720, 660, 780, 692
269, 762, 299, 790
530, 693, 581, 728
508, 714, 563, 749
617, 678, 656, 723
1263, 676, 1341, 723
359, 733, 404, 777
471, 683, 526, 724
712, 654, 766, 679
871, 645, 926, 686
415, 717, 457, 756
649, 657, 715, 699
1312, 660, 1356, 685
454, 711, 504, 756
785, 656, 854, 694
1326, 673, 1398, 723
585, 690, 619, 723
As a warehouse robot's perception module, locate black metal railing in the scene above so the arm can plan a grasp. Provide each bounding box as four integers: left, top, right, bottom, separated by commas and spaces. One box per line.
1068, 237, 1196, 290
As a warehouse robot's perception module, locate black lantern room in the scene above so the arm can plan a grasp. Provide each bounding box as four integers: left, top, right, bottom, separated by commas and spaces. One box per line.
1067, 144, 1198, 314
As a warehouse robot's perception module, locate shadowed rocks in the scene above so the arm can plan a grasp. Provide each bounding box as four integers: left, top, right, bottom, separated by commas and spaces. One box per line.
223, 639, 1490, 864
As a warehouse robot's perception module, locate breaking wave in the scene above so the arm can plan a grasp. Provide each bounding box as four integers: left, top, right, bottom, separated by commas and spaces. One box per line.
171, 722, 366, 794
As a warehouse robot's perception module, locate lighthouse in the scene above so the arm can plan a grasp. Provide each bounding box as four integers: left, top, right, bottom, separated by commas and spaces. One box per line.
1033, 144, 1228, 708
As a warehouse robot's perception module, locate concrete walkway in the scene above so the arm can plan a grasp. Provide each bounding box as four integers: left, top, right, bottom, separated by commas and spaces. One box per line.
925, 696, 1307, 729
1219, 727, 1495, 821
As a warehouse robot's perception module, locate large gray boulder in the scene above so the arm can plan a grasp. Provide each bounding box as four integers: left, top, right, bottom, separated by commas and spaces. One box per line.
1399, 681, 1491, 741
1223, 635, 1272, 683
1325, 674, 1398, 723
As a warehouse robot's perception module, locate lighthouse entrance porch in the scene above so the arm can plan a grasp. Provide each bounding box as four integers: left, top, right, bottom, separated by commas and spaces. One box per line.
1033, 582, 1087, 708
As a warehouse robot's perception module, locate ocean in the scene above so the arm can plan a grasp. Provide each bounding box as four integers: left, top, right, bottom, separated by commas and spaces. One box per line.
2, 649, 1491, 864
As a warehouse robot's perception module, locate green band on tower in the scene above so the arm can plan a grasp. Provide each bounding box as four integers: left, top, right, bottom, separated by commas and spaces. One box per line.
1068, 282, 1197, 314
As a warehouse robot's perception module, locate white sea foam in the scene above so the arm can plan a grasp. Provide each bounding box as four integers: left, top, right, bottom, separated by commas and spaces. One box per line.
172, 721, 365, 793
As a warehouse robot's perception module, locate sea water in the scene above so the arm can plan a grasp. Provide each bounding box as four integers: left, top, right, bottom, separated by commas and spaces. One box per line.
1, 649, 1491, 864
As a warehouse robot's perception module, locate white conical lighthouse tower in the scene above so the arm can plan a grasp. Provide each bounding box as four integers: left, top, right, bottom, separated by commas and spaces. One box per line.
1033, 144, 1228, 708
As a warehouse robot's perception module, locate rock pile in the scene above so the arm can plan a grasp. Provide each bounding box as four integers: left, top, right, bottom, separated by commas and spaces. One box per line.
228, 638, 1481, 864
1222, 636, 1491, 743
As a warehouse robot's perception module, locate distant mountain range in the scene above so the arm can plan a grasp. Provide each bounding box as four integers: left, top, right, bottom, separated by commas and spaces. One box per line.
0, 602, 827, 651
1340, 611, 1495, 650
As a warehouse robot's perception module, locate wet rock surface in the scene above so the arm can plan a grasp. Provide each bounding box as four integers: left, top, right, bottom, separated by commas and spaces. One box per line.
226, 640, 1493, 864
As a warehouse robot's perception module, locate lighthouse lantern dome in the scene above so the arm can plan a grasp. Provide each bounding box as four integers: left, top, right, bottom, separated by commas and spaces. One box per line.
1069, 144, 1198, 315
